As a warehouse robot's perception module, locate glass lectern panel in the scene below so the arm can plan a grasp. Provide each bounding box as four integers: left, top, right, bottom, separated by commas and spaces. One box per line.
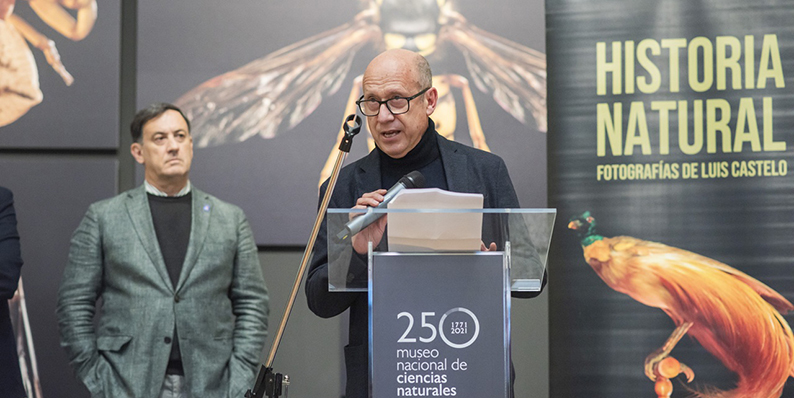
326, 208, 556, 292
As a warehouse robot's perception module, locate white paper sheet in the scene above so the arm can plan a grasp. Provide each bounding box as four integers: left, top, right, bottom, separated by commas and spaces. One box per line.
387, 188, 484, 252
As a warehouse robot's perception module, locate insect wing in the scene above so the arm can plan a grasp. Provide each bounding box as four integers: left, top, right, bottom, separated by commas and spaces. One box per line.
440, 15, 547, 132
175, 19, 381, 147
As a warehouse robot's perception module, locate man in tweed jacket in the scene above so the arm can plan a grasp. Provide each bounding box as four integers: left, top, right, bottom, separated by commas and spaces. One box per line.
57, 103, 269, 398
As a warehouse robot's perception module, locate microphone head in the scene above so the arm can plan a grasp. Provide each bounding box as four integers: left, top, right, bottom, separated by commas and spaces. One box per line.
400, 170, 426, 189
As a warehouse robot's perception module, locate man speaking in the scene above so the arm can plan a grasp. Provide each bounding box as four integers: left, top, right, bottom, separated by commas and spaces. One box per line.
57, 103, 269, 398
305, 49, 540, 398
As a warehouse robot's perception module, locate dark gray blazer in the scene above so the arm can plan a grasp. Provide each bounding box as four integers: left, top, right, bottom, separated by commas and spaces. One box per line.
0, 187, 25, 398
305, 129, 529, 398
57, 185, 269, 398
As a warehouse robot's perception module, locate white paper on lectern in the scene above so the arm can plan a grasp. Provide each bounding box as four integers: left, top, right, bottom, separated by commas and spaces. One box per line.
387, 188, 484, 252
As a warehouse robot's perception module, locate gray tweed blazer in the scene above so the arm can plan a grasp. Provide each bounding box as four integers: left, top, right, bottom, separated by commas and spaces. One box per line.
57, 185, 269, 398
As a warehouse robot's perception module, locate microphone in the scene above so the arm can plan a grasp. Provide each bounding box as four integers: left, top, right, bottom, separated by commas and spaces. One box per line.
336, 171, 425, 240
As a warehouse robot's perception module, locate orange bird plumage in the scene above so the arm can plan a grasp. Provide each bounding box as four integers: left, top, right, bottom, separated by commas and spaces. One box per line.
569, 212, 794, 398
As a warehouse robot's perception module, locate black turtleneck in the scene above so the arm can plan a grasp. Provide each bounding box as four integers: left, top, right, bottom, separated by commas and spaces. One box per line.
147, 192, 191, 376
377, 119, 448, 190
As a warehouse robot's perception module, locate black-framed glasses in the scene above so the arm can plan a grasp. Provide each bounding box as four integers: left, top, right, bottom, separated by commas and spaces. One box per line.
356, 87, 430, 116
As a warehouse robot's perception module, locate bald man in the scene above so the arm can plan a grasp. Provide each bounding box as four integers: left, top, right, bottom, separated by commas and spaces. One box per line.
305, 49, 541, 397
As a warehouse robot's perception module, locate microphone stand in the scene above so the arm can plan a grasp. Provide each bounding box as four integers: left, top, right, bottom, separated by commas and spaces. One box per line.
246, 114, 362, 398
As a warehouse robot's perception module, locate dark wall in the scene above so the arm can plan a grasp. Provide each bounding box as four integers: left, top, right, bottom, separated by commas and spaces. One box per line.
2, 157, 117, 396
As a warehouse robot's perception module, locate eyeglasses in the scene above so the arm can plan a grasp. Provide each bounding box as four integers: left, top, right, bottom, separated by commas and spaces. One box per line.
356, 87, 430, 116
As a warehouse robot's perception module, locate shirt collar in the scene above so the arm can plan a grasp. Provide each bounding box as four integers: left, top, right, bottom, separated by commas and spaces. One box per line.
144, 180, 192, 197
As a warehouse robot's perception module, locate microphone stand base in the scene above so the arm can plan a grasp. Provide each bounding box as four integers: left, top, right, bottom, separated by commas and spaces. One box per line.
245, 366, 288, 398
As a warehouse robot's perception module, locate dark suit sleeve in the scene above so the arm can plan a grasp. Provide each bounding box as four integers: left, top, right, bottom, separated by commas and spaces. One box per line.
56, 204, 106, 395
0, 187, 23, 300
228, 211, 269, 397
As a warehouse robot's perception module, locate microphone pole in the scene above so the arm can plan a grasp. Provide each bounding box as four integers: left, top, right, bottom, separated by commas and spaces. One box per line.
246, 114, 362, 398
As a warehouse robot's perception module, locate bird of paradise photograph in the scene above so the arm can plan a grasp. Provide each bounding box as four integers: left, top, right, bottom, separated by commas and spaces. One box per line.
568, 211, 794, 398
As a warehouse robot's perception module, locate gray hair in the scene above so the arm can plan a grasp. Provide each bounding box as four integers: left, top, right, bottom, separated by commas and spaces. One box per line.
415, 54, 432, 89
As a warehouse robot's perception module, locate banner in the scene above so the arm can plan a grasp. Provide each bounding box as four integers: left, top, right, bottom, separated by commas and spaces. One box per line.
547, 0, 794, 396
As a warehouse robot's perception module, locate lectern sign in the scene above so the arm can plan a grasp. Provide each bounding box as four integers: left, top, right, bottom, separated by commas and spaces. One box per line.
369, 252, 510, 397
